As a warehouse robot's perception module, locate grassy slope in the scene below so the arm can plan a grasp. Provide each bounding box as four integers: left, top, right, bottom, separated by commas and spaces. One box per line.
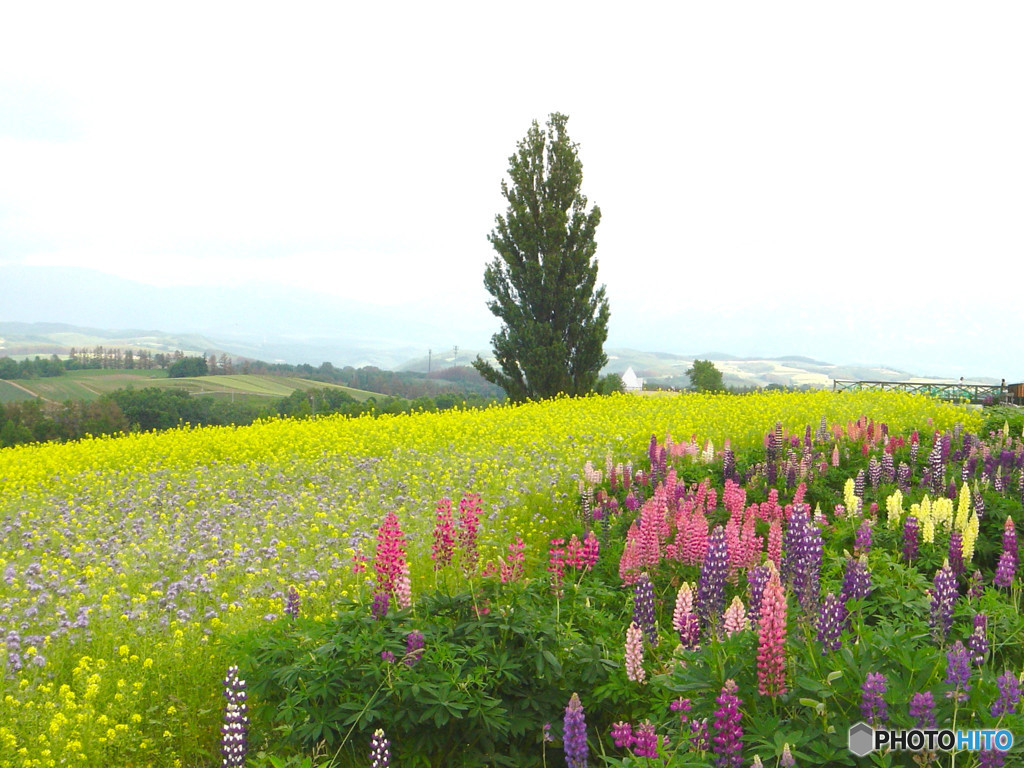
0, 370, 378, 404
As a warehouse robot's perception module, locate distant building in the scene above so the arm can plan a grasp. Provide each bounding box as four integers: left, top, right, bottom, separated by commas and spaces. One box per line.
621, 366, 644, 392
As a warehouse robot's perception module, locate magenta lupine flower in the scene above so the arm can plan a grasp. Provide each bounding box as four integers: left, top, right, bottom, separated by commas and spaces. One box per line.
632, 720, 658, 758
944, 641, 971, 701
431, 498, 456, 569
500, 536, 525, 583
221, 666, 249, 768
633, 572, 658, 646
374, 512, 408, 597
625, 622, 645, 683
369, 728, 390, 768
929, 561, 957, 641
548, 538, 566, 594
284, 585, 300, 619
711, 679, 744, 768
993, 516, 1017, 588
815, 592, 846, 654
860, 672, 888, 726
563, 692, 588, 768
697, 525, 729, 629
457, 493, 482, 573
404, 630, 424, 666
909, 691, 936, 729
380, 650, 395, 663
581, 531, 600, 569
902, 516, 919, 561
968, 613, 988, 666
610, 721, 634, 749
990, 670, 1021, 716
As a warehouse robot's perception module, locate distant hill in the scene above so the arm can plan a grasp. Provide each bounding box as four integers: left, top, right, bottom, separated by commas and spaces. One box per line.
1, 317, 1004, 392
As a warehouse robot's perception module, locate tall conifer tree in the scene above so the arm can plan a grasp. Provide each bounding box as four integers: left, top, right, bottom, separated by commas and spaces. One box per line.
473, 113, 610, 401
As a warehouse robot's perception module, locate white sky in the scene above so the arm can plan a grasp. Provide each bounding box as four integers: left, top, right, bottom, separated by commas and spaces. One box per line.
1, 2, 1022, 378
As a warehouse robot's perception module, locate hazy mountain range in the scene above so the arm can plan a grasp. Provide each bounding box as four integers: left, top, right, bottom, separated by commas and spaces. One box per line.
0, 265, 1005, 386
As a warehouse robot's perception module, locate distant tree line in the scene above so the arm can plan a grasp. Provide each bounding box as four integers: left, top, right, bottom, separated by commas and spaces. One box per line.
0, 386, 499, 448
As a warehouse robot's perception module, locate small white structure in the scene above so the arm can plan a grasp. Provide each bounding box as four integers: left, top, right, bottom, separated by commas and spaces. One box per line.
621, 366, 645, 392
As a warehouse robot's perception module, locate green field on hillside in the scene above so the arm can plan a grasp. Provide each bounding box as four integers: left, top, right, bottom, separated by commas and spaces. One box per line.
0, 370, 378, 404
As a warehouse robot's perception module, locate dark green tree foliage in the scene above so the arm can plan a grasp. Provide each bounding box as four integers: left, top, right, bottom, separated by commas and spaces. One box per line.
473, 113, 610, 402
687, 359, 725, 392
167, 356, 209, 378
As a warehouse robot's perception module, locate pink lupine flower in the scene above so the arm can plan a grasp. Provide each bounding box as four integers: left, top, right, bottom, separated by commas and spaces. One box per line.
581, 531, 599, 569
673, 583, 695, 630
625, 622, 645, 683
619, 525, 643, 585
431, 497, 456, 570
394, 564, 412, 610
722, 596, 749, 637
766, 519, 782, 567
757, 563, 787, 696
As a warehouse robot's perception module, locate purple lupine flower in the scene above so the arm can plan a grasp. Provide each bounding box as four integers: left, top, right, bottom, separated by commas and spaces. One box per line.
968, 570, 984, 601
370, 728, 390, 768
747, 564, 770, 624
868, 458, 881, 490
860, 672, 888, 726
677, 612, 700, 650
697, 526, 729, 630
967, 614, 988, 666
944, 641, 971, 701
854, 521, 872, 557
711, 679, 744, 768
978, 749, 1006, 768
974, 489, 985, 518
993, 516, 1018, 588
897, 461, 912, 493
404, 630, 424, 666
690, 717, 710, 752
909, 691, 936, 729
633, 572, 659, 646
797, 519, 823, 615
284, 585, 300, 619
882, 453, 895, 483
221, 666, 249, 768
780, 742, 796, 767
854, 469, 866, 500
610, 721, 634, 749
991, 670, 1021, 716
816, 592, 846, 654
370, 591, 389, 620
380, 650, 395, 663
948, 530, 964, 577
563, 693, 588, 768
633, 720, 658, 758
902, 516, 920, 562
929, 561, 958, 641
840, 555, 871, 606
